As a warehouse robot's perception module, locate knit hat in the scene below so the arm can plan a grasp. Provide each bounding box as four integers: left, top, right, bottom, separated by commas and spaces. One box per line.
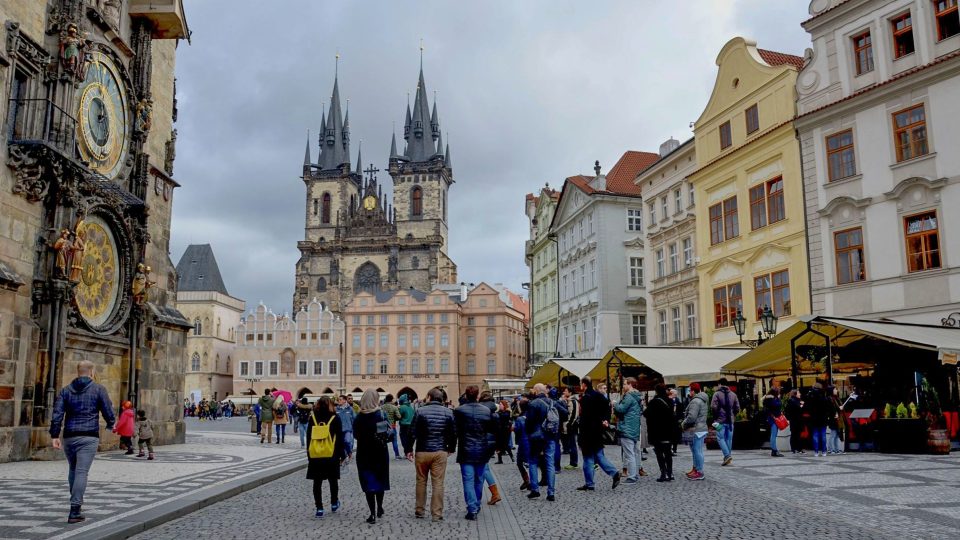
399, 395, 409, 405
690, 382, 701, 392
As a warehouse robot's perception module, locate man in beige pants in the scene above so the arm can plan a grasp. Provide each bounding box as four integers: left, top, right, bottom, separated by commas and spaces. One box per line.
406, 388, 457, 521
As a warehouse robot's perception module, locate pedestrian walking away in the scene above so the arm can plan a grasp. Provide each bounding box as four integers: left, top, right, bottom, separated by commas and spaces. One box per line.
454, 385, 497, 519
827, 386, 846, 455
525, 383, 563, 501
763, 388, 785, 457
135, 409, 155, 459
615, 377, 645, 483
644, 383, 676, 482
354, 389, 390, 524
49, 360, 116, 524
381, 394, 403, 460
258, 390, 276, 444
407, 387, 457, 521
805, 383, 830, 457
683, 383, 709, 481
561, 386, 580, 470
711, 378, 740, 466
295, 397, 312, 448
113, 400, 135, 455
306, 396, 345, 518
337, 395, 358, 464
495, 400, 515, 465
785, 389, 805, 454
477, 390, 503, 504
398, 394, 416, 457
576, 376, 621, 491
513, 399, 532, 490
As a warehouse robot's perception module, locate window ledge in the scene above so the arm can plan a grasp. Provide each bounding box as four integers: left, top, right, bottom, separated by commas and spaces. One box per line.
890, 152, 936, 170
825, 173, 863, 187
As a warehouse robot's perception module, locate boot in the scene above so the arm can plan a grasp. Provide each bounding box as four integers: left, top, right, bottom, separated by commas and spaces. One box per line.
137, 451, 145, 457
487, 484, 502, 505
148, 452, 155, 460
125, 448, 135, 455
67, 504, 85, 524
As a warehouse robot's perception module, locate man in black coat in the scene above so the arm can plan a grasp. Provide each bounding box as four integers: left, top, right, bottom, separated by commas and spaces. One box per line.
407, 388, 456, 521
576, 376, 621, 491
454, 385, 497, 520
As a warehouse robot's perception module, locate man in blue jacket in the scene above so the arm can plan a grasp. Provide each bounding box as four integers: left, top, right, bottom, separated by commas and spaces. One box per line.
49, 360, 116, 524
454, 385, 496, 520
524, 383, 567, 501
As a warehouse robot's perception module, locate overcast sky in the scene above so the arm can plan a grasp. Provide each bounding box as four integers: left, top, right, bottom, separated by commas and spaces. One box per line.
170, 0, 813, 314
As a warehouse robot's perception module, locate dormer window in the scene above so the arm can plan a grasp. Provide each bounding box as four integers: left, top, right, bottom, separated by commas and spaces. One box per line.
719, 121, 732, 150
934, 0, 960, 41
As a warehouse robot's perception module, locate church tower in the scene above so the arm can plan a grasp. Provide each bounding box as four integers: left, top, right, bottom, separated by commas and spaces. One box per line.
388, 64, 457, 284
294, 74, 360, 312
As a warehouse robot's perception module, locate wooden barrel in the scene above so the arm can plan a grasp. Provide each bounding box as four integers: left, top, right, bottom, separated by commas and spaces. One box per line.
927, 429, 951, 455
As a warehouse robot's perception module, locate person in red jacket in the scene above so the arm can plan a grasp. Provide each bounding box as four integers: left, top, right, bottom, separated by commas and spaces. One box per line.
113, 401, 135, 455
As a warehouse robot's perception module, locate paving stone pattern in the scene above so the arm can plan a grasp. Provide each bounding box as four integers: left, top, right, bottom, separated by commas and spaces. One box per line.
0, 444, 301, 540
134, 447, 948, 539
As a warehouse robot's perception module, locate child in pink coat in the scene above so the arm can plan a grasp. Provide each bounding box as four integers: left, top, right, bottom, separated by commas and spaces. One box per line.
113, 400, 136, 455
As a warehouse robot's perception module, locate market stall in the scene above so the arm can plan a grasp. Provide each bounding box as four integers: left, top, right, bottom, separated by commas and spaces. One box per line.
723, 316, 960, 454
525, 358, 602, 389
587, 346, 750, 391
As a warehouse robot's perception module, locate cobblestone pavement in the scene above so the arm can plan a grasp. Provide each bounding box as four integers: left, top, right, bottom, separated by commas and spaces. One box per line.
134, 445, 960, 539
0, 430, 301, 539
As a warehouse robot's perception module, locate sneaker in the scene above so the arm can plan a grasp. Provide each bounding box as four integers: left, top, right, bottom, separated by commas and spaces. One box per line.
519, 481, 529, 490
546, 495, 555, 501
527, 491, 541, 499
563, 465, 578, 470
315, 508, 324, 518
415, 513, 425, 519
656, 476, 668, 483
67, 505, 85, 524
612, 472, 622, 489
575, 485, 595, 491
688, 471, 705, 481
331, 500, 340, 513
623, 478, 639, 485
137, 452, 145, 457
465, 512, 478, 521
148, 453, 155, 461
432, 517, 444, 522
722, 456, 732, 466
771, 452, 784, 457
638, 468, 648, 476
366, 515, 376, 524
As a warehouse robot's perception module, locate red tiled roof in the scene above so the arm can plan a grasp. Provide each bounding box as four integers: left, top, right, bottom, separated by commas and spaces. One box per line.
567, 175, 598, 195
797, 49, 960, 121
505, 290, 529, 321
525, 193, 536, 202
758, 48, 806, 70
605, 151, 660, 195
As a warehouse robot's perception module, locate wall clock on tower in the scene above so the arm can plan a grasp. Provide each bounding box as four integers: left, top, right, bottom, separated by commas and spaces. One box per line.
74, 214, 122, 331
75, 51, 130, 180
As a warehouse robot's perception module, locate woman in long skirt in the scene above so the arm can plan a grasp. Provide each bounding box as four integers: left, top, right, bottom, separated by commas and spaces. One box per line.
354, 388, 390, 524
306, 396, 344, 518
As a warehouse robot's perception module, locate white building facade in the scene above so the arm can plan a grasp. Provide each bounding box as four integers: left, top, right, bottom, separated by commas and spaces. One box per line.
798, 0, 960, 323
638, 139, 701, 346
551, 152, 659, 356
525, 185, 561, 364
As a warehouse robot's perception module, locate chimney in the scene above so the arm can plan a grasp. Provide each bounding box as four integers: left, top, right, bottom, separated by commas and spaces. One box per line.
659, 137, 681, 157
460, 281, 467, 301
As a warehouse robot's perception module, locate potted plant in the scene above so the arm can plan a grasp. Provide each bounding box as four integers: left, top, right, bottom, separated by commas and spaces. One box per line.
876, 401, 927, 454
920, 378, 950, 455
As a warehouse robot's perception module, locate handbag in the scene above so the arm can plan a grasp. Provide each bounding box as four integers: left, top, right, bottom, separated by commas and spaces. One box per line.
375, 419, 395, 445
774, 414, 789, 430
601, 426, 618, 445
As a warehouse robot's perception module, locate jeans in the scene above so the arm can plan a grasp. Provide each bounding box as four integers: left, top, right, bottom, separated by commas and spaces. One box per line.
811, 426, 827, 453
415, 451, 448, 518
275, 423, 286, 441
483, 462, 497, 486
827, 428, 843, 453
459, 463, 486, 514
298, 421, 309, 447
716, 423, 734, 459
620, 436, 642, 480
64, 436, 99, 506
343, 430, 354, 455
528, 438, 556, 496
769, 422, 779, 453
581, 448, 618, 488
690, 432, 706, 472
563, 428, 579, 466
390, 429, 400, 458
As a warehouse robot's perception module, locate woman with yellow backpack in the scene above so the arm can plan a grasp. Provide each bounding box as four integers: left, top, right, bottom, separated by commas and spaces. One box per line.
306, 396, 345, 518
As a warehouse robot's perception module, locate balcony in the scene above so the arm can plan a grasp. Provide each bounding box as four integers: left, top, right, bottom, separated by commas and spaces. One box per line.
129, 0, 190, 40
7, 97, 78, 159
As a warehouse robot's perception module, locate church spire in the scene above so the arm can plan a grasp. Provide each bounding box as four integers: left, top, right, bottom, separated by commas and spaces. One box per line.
303, 130, 311, 168
445, 141, 451, 168
404, 61, 439, 163
435, 130, 444, 158
318, 65, 350, 172
355, 140, 362, 175
390, 131, 399, 159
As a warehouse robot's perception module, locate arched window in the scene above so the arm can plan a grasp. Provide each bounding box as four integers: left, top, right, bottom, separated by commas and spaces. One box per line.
411, 186, 423, 218
191, 352, 200, 371
226, 356, 231, 372
317, 277, 327, 292
321, 192, 332, 224
313, 199, 318, 216
194, 318, 202, 336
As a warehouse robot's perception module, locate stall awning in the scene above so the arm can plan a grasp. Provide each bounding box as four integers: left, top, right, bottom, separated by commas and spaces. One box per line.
587, 346, 749, 385
526, 358, 602, 388
484, 379, 530, 391
722, 315, 960, 376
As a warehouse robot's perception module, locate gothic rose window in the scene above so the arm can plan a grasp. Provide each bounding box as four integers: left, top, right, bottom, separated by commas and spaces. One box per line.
354, 262, 381, 293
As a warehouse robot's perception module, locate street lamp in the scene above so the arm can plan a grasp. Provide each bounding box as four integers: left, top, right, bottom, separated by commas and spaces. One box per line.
734, 306, 778, 348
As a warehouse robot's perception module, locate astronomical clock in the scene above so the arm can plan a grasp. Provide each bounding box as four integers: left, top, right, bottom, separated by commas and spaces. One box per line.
76, 51, 130, 180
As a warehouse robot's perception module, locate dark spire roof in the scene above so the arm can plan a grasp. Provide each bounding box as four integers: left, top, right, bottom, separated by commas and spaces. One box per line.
445, 142, 451, 167
390, 131, 399, 158
355, 140, 362, 174
303, 130, 311, 168
435, 130, 444, 158
176, 244, 229, 295
404, 67, 440, 163
318, 76, 350, 171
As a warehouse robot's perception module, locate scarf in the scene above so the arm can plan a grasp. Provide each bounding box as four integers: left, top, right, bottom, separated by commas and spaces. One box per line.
359, 388, 380, 414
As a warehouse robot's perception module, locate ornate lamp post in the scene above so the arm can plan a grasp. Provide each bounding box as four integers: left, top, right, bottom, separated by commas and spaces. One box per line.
734, 306, 778, 348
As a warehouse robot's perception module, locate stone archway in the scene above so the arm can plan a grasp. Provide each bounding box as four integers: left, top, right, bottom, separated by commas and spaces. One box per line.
397, 386, 418, 401
297, 388, 313, 398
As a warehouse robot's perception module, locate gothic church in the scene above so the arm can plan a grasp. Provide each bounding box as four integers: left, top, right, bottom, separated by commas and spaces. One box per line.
293, 65, 457, 314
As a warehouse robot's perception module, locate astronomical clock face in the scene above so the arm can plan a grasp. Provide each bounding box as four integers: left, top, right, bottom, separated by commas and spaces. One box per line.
363, 195, 377, 211
74, 215, 121, 329
76, 52, 129, 180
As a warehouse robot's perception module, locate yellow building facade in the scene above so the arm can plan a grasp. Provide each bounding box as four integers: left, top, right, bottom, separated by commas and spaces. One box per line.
689, 38, 810, 347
